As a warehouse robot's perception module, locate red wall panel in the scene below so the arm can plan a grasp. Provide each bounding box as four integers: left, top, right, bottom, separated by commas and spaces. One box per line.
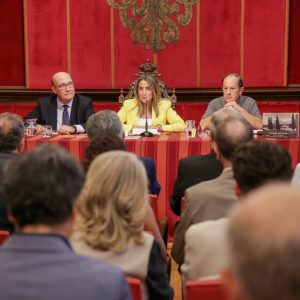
113, 9, 152, 89
157, 4, 198, 88
27, 0, 68, 88
70, 0, 111, 88
200, 0, 241, 88
0, 0, 25, 86
288, 0, 300, 85
244, 0, 287, 87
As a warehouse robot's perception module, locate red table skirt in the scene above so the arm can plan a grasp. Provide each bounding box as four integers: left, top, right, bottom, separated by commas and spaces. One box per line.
24, 133, 300, 235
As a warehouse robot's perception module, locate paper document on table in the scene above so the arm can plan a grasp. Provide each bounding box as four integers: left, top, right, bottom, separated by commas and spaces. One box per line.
131, 127, 159, 135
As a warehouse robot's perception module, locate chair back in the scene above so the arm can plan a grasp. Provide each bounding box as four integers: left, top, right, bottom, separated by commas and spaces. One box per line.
126, 277, 143, 300
186, 279, 226, 300
0, 230, 9, 245
149, 194, 159, 225
119, 59, 177, 109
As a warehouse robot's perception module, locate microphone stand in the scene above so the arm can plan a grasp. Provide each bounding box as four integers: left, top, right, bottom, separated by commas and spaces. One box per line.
140, 102, 154, 137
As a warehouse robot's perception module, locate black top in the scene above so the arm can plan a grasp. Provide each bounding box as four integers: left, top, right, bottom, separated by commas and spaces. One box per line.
170, 150, 223, 216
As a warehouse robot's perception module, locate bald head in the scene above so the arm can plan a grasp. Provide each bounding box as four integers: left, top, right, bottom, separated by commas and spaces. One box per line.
226, 184, 300, 300
211, 109, 253, 162
51, 72, 75, 104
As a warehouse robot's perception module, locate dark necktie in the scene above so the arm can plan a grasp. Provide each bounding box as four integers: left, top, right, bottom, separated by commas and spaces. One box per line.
62, 105, 70, 125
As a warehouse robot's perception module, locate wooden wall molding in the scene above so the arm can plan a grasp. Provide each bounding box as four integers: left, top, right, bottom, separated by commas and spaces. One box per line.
0, 87, 299, 104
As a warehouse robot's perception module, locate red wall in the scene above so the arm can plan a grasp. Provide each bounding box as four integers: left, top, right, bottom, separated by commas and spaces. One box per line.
0, 0, 298, 89
0, 0, 25, 86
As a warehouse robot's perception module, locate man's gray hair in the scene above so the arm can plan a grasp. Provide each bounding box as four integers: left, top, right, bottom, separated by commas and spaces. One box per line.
86, 110, 123, 139
0, 112, 25, 153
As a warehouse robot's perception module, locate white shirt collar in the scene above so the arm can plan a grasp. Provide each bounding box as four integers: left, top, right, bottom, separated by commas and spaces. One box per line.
57, 97, 73, 109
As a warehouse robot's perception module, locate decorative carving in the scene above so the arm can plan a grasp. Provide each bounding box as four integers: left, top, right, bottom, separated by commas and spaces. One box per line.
107, 0, 199, 52
119, 59, 177, 109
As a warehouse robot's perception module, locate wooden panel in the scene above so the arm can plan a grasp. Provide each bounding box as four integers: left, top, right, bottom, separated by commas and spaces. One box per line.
244, 0, 287, 87
0, 0, 25, 86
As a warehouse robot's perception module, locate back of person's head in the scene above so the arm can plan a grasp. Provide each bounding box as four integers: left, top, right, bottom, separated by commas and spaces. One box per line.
86, 110, 123, 139
233, 140, 293, 194
0, 112, 24, 153
76, 151, 148, 253
211, 109, 253, 161
225, 184, 300, 300
85, 132, 127, 170
3, 143, 84, 228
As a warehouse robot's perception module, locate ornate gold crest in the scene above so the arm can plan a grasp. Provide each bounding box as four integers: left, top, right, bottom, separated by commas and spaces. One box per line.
107, 0, 199, 52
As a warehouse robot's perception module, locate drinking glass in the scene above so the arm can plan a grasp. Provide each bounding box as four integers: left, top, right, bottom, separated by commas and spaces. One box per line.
42, 125, 52, 138
25, 119, 37, 136
198, 125, 209, 138
185, 120, 196, 138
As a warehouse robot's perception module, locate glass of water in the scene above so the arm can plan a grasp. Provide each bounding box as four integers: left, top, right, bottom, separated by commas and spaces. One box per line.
42, 125, 52, 138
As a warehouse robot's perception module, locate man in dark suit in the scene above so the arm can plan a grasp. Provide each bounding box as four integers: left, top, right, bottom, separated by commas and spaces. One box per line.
25, 72, 95, 134
0, 143, 131, 300
170, 151, 223, 216
0, 112, 25, 232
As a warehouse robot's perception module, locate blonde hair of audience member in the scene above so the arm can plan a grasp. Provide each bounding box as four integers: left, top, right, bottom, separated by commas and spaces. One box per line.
223, 184, 300, 300
75, 151, 148, 253
134, 75, 160, 117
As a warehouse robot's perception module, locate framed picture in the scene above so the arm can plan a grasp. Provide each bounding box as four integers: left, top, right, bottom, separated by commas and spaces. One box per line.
263, 113, 299, 138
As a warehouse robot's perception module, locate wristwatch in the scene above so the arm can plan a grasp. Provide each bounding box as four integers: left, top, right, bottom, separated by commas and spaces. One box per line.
71, 125, 77, 134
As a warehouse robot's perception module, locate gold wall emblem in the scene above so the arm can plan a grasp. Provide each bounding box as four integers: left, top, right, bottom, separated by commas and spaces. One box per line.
107, 0, 199, 52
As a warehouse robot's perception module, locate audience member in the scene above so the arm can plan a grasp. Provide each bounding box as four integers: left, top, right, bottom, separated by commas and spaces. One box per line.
86, 110, 165, 258
181, 140, 293, 284
25, 71, 95, 134
200, 73, 262, 129
117, 74, 186, 132
170, 149, 223, 216
0, 144, 130, 300
223, 184, 300, 300
0, 112, 25, 232
172, 108, 253, 265
86, 110, 161, 195
71, 151, 173, 300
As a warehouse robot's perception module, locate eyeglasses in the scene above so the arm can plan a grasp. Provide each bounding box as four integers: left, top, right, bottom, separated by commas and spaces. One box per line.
54, 81, 74, 90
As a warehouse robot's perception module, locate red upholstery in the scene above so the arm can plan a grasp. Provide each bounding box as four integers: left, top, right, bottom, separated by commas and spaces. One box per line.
186, 279, 226, 300
0, 230, 9, 245
126, 277, 143, 300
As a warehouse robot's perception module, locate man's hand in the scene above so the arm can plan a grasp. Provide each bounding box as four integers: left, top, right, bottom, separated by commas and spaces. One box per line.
58, 125, 76, 135
35, 124, 45, 134
224, 101, 243, 113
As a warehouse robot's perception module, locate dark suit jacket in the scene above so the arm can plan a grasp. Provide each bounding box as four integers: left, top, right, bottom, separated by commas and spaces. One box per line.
170, 151, 223, 216
0, 234, 131, 300
0, 152, 18, 232
25, 94, 95, 130
140, 157, 161, 196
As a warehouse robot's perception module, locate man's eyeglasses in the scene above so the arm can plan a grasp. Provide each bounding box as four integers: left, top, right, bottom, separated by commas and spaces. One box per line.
222, 87, 239, 92
54, 81, 74, 90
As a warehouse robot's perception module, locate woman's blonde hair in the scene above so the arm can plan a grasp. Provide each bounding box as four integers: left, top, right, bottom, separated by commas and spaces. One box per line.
134, 74, 160, 117
75, 151, 148, 253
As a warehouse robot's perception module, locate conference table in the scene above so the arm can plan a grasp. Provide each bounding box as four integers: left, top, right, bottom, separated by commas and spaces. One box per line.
24, 132, 300, 235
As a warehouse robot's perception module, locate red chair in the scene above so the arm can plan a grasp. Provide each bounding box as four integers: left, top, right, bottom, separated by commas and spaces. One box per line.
186, 279, 226, 300
126, 277, 143, 300
0, 230, 9, 245
148, 194, 159, 224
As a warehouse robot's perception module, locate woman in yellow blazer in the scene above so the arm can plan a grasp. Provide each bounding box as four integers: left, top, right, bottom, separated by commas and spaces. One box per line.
117, 75, 186, 132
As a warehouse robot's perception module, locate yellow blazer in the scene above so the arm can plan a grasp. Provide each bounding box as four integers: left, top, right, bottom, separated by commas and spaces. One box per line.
117, 98, 186, 132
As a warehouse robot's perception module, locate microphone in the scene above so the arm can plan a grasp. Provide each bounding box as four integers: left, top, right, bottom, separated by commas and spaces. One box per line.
140, 102, 153, 137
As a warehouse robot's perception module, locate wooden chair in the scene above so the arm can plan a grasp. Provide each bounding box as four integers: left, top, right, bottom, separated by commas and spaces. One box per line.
0, 230, 9, 245
186, 279, 226, 300
126, 277, 143, 300
119, 59, 177, 109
